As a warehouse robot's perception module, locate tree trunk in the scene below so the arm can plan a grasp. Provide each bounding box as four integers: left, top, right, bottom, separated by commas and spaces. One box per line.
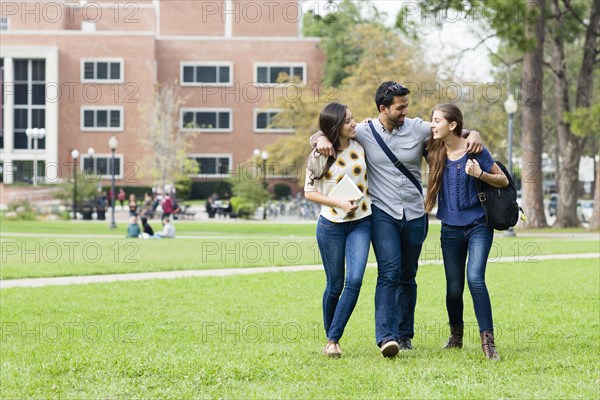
551, 0, 582, 227
576, 0, 600, 230
521, 0, 547, 229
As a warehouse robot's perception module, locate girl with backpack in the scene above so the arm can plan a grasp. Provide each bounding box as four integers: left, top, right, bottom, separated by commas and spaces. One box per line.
425, 103, 508, 360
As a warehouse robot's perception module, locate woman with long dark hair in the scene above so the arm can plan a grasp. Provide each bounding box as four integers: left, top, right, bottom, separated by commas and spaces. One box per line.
425, 103, 508, 360
304, 102, 372, 358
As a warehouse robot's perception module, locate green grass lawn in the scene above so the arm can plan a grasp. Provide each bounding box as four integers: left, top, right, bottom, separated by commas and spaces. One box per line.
1, 219, 598, 280
0, 218, 319, 236
1, 259, 598, 398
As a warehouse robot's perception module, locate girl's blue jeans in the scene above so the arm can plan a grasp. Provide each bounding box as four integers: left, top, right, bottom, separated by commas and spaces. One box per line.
316, 215, 372, 341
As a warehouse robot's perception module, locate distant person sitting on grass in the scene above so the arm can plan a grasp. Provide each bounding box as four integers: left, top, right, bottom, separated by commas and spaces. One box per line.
140, 216, 154, 236
126, 216, 141, 238
151, 216, 176, 239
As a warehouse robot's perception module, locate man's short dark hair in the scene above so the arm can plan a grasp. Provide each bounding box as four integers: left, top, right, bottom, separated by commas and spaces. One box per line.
375, 81, 411, 112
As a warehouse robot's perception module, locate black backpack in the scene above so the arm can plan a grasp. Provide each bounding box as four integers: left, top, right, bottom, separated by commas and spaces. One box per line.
470, 156, 525, 230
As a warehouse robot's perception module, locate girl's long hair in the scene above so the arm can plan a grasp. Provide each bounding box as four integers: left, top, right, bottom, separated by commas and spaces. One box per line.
307, 102, 348, 185
424, 103, 464, 213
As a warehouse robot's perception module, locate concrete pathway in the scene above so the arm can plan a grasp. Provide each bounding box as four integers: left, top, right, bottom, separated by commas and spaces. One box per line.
1, 252, 598, 289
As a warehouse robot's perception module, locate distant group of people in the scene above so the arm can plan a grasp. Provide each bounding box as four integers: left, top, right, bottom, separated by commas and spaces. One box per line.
306, 81, 504, 361
107, 187, 182, 221
118, 187, 181, 239
126, 215, 176, 239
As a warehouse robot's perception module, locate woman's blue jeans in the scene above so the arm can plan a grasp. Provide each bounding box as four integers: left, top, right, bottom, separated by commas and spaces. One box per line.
316, 215, 372, 342
441, 219, 495, 332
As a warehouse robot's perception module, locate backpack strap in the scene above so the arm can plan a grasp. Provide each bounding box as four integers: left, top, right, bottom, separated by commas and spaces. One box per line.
367, 121, 423, 197
467, 153, 484, 199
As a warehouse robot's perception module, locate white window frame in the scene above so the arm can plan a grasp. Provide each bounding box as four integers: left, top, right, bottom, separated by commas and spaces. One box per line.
81, 58, 124, 83
253, 109, 293, 133
180, 108, 232, 132
254, 62, 307, 86
81, 153, 124, 179
180, 62, 233, 87
188, 153, 232, 177
80, 106, 124, 131
12, 59, 47, 151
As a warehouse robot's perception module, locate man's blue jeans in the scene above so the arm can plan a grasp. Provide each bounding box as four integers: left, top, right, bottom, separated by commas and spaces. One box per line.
316, 215, 372, 342
372, 205, 428, 345
441, 218, 495, 332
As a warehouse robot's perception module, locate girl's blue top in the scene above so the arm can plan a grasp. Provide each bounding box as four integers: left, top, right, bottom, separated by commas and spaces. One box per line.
436, 147, 495, 226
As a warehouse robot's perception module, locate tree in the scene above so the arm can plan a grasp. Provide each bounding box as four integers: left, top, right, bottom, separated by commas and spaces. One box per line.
398, 1, 548, 228
401, 1, 600, 229
269, 2, 544, 193
565, 104, 600, 230
228, 169, 269, 219
264, 85, 326, 185
337, 24, 438, 121
302, 0, 381, 87
547, 0, 600, 227
266, 23, 439, 186
520, 0, 547, 228
53, 169, 100, 211
139, 81, 198, 194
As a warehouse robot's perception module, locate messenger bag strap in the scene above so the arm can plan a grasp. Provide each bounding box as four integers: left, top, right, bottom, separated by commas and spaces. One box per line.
368, 121, 423, 196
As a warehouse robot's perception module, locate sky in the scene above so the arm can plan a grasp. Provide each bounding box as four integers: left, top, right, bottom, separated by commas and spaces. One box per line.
301, 0, 497, 81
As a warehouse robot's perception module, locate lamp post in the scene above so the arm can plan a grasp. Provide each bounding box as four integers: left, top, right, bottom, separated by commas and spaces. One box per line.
25, 127, 46, 186
261, 150, 269, 220
87, 147, 95, 175
253, 148, 269, 220
109, 136, 118, 229
504, 94, 518, 237
71, 149, 79, 219
253, 148, 261, 176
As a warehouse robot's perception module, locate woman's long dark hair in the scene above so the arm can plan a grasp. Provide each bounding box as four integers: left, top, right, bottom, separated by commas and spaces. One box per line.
424, 103, 464, 213
308, 102, 348, 185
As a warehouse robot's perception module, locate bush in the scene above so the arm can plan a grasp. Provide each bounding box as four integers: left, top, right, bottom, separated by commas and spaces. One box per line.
229, 176, 269, 219
55, 171, 99, 207
4, 199, 36, 220
174, 175, 192, 200
229, 196, 253, 219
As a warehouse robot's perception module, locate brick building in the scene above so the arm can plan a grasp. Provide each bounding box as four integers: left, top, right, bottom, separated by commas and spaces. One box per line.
0, 0, 324, 193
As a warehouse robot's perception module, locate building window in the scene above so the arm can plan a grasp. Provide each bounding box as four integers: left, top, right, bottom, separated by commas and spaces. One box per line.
0, 17, 8, 31
81, 107, 123, 131
82, 155, 123, 178
255, 64, 306, 85
181, 109, 232, 132
181, 63, 232, 86
81, 59, 123, 82
10, 161, 35, 183
254, 109, 292, 133
190, 155, 231, 176
13, 59, 46, 150
10, 160, 45, 183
